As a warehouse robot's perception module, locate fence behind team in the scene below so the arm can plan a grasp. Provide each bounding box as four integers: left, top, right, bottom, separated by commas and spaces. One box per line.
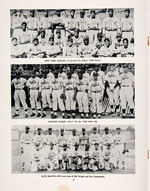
11, 124, 135, 174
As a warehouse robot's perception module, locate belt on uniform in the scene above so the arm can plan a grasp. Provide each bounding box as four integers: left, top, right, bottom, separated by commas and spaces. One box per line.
122, 85, 130, 87
15, 88, 23, 90
78, 90, 85, 92
24, 143, 30, 145
105, 28, 117, 31
30, 88, 39, 90
116, 143, 121, 145
42, 88, 50, 90
66, 88, 74, 91
92, 90, 101, 93
53, 88, 61, 90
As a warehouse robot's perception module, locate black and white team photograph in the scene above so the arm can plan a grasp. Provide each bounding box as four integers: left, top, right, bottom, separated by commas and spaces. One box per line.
11, 63, 135, 119
10, 8, 134, 58
11, 124, 135, 174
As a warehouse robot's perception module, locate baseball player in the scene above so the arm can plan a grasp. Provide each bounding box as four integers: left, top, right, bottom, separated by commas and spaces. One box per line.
118, 38, 134, 57
59, 144, 71, 171
81, 144, 90, 171
44, 128, 57, 147
26, 10, 39, 40
71, 29, 83, 50
47, 69, 55, 80
89, 143, 103, 171
102, 9, 120, 41
11, 37, 24, 58
26, 71, 41, 117
89, 127, 101, 150
44, 142, 59, 171
65, 10, 78, 38
38, 30, 49, 47
20, 126, 33, 171
89, 72, 104, 118
67, 129, 79, 150
98, 37, 114, 57
78, 36, 93, 57
90, 65, 105, 85
101, 127, 114, 153
70, 143, 82, 171
46, 36, 62, 58
120, 9, 134, 43
113, 33, 123, 53
113, 127, 128, 170
119, 65, 134, 118
27, 38, 45, 58
77, 10, 88, 39
102, 143, 115, 172
50, 72, 65, 118
54, 29, 64, 50
39, 72, 53, 118
11, 71, 28, 118
63, 72, 77, 118
87, 10, 99, 44
63, 37, 78, 57
31, 143, 45, 172
79, 128, 89, 152
76, 73, 89, 118
105, 64, 120, 114
57, 129, 67, 152
32, 128, 45, 149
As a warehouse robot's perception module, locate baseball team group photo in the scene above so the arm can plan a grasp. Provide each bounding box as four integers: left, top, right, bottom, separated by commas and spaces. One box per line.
11, 63, 135, 119
10, 8, 134, 58
11, 124, 135, 174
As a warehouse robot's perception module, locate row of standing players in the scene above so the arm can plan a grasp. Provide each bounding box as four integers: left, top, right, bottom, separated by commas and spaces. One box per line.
11, 64, 135, 119
11, 9, 134, 58
20, 126, 129, 172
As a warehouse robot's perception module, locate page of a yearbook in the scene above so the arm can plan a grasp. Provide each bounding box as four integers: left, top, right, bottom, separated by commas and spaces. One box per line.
0, 0, 149, 191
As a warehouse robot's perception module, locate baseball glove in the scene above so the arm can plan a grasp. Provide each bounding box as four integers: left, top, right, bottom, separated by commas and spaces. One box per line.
122, 148, 129, 154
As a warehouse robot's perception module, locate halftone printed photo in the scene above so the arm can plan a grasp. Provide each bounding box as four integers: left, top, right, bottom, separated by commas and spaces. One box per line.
10, 8, 134, 58
11, 124, 135, 174
11, 63, 135, 119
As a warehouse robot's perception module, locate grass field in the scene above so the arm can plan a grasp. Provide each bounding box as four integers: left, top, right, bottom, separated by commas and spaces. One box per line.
11, 140, 135, 174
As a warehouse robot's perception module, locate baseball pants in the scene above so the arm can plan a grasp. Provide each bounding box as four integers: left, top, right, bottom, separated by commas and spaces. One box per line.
52, 89, 65, 111
29, 89, 41, 110
120, 86, 134, 110
90, 92, 103, 114
14, 89, 28, 111
76, 91, 89, 113
41, 89, 52, 109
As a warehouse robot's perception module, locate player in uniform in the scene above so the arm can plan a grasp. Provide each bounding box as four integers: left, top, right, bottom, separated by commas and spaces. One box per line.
39, 72, 53, 118
105, 64, 120, 114
20, 126, 33, 171
63, 72, 77, 118
50, 72, 65, 118
11, 71, 28, 118
89, 143, 103, 171
32, 128, 45, 149
46, 36, 62, 58
31, 143, 45, 172
63, 37, 78, 57
89, 72, 104, 118
67, 129, 79, 150
98, 37, 114, 57
78, 10, 88, 39
59, 144, 71, 171
78, 36, 93, 57
76, 73, 89, 118
70, 143, 82, 171
79, 128, 89, 153
81, 144, 90, 171
118, 38, 134, 57
26, 71, 41, 117
102, 9, 120, 41
89, 127, 101, 150
87, 10, 100, 44
44, 128, 57, 147
101, 127, 114, 153
113, 127, 128, 170
120, 9, 134, 43
11, 37, 24, 58
119, 65, 135, 118
27, 38, 45, 58
57, 129, 67, 152
44, 142, 59, 171
102, 143, 115, 172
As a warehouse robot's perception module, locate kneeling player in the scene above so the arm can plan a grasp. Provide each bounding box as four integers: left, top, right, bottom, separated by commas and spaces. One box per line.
31, 144, 45, 172
70, 143, 82, 171
81, 144, 90, 171
59, 144, 71, 171
44, 143, 59, 171
89, 143, 103, 171
102, 144, 115, 172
